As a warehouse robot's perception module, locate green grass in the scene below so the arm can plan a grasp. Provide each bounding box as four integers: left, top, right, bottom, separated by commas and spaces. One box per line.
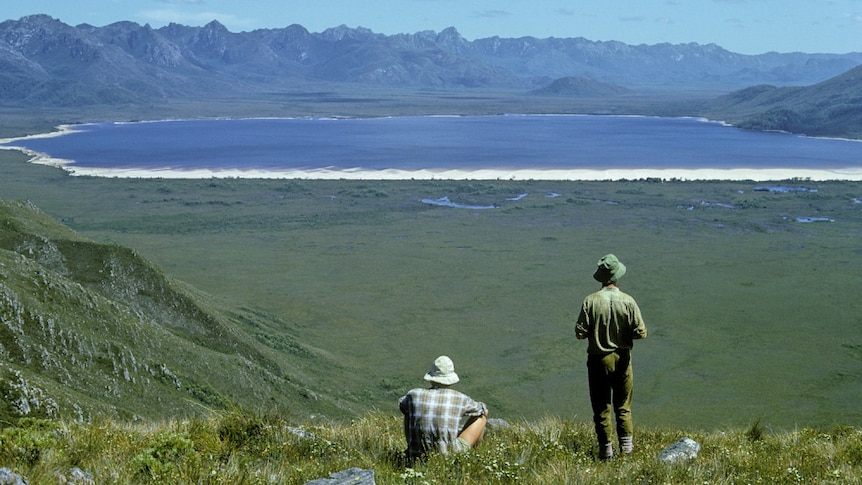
2, 144, 861, 430
0, 196, 364, 424
3, 75, 862, 432
2, 95, 861, 485
0, 412, 860, 484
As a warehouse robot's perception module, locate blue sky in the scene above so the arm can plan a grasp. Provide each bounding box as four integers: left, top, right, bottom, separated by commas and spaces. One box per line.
5, 0, 862, 55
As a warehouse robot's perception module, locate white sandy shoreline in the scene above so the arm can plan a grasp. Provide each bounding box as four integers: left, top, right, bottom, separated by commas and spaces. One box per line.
4, 145, 862, 181
41, 164, 862, 182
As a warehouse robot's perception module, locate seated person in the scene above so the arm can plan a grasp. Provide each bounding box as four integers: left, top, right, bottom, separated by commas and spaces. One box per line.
398, 355, 488, 461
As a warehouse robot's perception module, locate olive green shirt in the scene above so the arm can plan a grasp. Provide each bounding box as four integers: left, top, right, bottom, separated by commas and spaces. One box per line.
576, 286, 647, 355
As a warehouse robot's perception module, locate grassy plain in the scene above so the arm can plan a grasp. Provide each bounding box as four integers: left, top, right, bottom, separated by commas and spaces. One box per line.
2, 89, 861, 433
2, 141, 861, 432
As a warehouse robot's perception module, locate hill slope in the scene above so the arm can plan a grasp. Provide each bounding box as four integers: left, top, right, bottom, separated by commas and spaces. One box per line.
529, 76, 630, 96
0, 199, 358, 422
703, 64, 862, 138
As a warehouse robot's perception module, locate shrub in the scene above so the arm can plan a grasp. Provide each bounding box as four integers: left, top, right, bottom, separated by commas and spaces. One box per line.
130, 430, 198, 482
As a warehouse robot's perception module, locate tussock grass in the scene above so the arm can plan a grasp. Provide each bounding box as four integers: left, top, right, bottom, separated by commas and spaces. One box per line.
0, 412, 860, 484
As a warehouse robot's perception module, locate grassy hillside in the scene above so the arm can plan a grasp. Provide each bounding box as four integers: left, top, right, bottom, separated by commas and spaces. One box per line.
0, 197, 368, 423
2, 148, 862, 432
702, 64, 862, 139
0, 412, 860, 483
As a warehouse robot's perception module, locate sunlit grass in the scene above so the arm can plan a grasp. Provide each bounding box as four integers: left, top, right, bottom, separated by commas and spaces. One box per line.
0, 413, 860, 484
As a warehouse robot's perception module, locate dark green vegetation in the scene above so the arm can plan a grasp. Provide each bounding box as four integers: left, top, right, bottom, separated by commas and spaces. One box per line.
1, 413, 861, 483
1, 146, 861, 432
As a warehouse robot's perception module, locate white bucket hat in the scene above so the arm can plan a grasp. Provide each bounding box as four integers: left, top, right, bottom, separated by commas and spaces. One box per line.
424, 355, 460, 385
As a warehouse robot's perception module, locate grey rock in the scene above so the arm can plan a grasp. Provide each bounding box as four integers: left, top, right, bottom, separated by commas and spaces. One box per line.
0, 468, 28, 485
303, 467, 375, 485
287, 426, 317, 440
658, 437, 701, 463
487, 417, 510, 429
58, 467, 94, 485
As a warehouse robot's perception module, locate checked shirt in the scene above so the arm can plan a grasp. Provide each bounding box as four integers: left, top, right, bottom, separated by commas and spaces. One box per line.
399, 386, 487, 458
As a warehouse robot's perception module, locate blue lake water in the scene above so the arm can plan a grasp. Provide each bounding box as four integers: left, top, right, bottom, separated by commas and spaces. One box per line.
3, 115, 862, 179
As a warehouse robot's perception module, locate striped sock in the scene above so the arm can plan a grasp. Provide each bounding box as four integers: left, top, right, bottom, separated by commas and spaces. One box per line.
620, 436, 633, 454
599, 442, 614, 460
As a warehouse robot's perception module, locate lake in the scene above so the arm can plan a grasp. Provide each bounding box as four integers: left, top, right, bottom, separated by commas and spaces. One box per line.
3, 115, 862, 180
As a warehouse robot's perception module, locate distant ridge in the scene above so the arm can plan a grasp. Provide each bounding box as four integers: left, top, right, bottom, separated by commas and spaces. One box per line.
1, 14, 861, 107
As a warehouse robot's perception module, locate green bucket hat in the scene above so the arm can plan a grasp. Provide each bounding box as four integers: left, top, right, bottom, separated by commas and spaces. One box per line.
593, 254, 626, 284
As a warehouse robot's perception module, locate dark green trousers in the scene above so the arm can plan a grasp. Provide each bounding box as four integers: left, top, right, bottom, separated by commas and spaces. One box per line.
587, 349, 634, 445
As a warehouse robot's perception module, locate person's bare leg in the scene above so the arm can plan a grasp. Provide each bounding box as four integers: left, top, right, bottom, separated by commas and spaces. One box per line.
458, 414, 488, 447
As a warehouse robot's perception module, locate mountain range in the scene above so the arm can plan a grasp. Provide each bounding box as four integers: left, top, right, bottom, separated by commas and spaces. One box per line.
2, 14, 862, 108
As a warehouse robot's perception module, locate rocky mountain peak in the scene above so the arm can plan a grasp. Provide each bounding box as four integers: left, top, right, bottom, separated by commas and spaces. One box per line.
319, 24, 378, 42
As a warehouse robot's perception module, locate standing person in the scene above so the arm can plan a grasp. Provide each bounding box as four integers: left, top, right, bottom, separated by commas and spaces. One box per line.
576, 254, 648, 460
398, 355, 488, 462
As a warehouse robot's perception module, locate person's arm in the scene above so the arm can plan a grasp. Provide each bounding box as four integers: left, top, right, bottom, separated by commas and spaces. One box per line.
465, 400, 487, 417
575, 304, 590, 340
631, 302, 647, 339
398, 394, 410, 415
477, 401, 488, 417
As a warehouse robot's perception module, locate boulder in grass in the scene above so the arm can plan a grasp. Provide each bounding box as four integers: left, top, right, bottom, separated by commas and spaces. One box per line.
658, 437, 701, 463
487, 417, 510, 429
0, 468, 28, 485
58, 467, 94, 485
303, 467, 375, 485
